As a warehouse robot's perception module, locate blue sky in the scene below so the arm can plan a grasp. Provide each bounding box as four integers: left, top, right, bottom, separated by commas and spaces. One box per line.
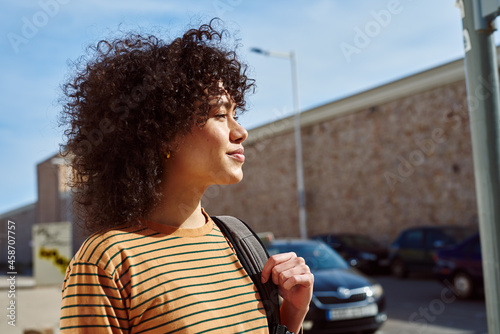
0, 0, 477, 213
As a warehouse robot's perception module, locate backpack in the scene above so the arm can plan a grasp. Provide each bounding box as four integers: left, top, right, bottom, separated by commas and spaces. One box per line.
212, 216, 292, 334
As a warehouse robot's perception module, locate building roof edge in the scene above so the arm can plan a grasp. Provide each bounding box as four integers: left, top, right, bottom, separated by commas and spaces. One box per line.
0, 202, 36, 219
246, 52, 475, 144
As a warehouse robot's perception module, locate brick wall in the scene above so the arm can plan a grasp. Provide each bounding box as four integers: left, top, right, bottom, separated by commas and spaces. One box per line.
203, 79, 478, 245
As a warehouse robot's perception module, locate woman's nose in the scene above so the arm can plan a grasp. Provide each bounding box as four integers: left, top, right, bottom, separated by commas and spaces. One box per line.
230, 121, 248, 144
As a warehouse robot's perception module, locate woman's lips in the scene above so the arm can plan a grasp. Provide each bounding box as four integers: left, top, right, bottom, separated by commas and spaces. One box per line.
227, 148, 245, 163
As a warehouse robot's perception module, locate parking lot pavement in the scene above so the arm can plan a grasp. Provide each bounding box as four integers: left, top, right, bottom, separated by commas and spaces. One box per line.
377, 318, 486, 334
0, 276, 62, 334
374, 275, 488, 334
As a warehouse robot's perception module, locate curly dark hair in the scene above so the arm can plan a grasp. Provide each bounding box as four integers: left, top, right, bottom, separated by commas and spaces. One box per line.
59, 19, 255, 233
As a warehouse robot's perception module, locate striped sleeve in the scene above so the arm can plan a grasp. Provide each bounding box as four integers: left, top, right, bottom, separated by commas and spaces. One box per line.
60, 259, 129, 333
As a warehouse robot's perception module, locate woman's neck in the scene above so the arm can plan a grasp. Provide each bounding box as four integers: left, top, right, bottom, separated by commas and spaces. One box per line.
147, 176, 209, 229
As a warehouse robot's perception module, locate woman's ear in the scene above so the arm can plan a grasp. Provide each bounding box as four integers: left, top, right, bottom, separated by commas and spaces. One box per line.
163, 134, 184, 156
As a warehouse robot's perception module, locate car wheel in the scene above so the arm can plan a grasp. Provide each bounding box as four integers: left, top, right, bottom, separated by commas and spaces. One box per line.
390, 259, 408, 278
452, 272, 474, 299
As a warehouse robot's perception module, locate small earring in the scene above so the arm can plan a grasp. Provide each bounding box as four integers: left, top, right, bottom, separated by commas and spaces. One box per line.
164, 151, 171, 159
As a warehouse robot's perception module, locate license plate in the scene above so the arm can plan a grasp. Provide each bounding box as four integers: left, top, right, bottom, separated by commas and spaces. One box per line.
326, 304, 378, 321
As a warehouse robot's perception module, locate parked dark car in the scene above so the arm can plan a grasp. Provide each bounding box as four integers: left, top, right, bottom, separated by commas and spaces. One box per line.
389, 226, 476, 278
433, 232, 483, 299
312, 233, 390, 274
266, 239, 387, 334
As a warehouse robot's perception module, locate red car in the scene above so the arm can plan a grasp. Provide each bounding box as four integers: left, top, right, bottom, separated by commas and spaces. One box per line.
433, 233, 483, 299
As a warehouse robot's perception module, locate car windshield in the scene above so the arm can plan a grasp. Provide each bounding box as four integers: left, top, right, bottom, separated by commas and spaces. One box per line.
337, 235, 380, 248
267, 242, 349, 271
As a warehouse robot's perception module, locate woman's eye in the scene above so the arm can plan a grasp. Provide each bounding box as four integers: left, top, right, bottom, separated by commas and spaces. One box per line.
214, 114, 239, 123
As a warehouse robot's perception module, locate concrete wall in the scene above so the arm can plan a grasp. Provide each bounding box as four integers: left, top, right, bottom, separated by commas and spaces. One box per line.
203, 75, 478, 245
0, 203, 36, 274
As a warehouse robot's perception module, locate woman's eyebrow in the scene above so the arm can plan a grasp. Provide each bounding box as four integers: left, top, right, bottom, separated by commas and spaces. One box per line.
211, 97, 234, 111
221, 99, 234, 111
208, 93, 235, 112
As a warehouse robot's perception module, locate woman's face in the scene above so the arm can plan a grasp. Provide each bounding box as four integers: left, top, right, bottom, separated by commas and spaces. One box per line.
169, 92, 248, 187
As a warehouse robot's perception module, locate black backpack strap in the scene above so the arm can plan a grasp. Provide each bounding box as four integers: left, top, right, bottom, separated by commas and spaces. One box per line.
212, 216, 290, 334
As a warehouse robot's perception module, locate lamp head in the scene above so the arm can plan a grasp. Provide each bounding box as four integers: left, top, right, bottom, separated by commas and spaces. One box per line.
250, 47, 269, 56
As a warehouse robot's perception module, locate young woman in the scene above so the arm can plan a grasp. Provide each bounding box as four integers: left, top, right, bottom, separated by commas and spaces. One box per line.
59, 20, 313, 333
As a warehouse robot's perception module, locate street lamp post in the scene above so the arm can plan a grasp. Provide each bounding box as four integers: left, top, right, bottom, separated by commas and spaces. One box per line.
250, 48, 307, 239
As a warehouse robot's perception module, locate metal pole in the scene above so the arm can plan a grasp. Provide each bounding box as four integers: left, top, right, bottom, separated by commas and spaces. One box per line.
249, 47, 308, 238
290, 51, 308, 239
459, 1, 500, 332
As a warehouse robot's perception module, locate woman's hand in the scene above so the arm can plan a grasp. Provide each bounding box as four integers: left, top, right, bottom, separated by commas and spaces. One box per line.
261, 252, 314, 333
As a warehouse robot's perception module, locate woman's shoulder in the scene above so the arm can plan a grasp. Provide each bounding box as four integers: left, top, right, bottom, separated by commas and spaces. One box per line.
72, 223, 150, 268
